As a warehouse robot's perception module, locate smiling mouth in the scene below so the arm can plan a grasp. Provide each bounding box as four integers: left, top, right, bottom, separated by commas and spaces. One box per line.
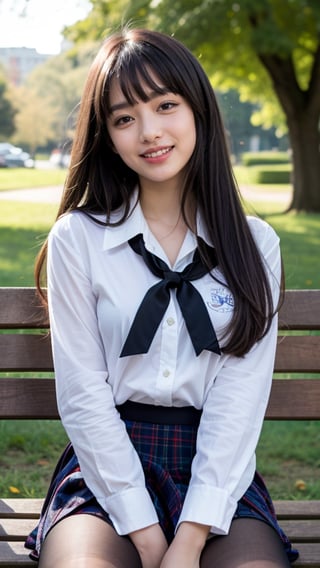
141, 146, 173, 158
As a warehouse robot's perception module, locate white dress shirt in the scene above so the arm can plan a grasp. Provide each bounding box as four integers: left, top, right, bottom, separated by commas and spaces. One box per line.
47, 193, 281, 537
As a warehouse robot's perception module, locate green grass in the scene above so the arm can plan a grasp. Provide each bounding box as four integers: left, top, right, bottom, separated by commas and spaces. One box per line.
257, 421, 320, 500
0, 420, 68, 498
0, 168, 66, 191
243, 201, 320, 289
0, 201, 58, 286
0, 187, 319, 500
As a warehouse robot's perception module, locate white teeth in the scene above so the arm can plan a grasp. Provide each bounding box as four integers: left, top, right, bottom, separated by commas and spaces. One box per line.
144, 147, 171, 158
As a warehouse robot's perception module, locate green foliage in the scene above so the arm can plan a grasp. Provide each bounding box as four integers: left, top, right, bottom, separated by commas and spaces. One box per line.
61, 1, 320, 210
0, 72, 16, 139
66, 0, 319, 135
11, 86, 56, 154
243, 165, 292, 184
6, 42, 100, 152
241, 152, 291, 166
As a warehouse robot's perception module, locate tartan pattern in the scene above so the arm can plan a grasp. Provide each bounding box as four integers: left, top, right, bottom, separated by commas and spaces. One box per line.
25, 420, 298, 563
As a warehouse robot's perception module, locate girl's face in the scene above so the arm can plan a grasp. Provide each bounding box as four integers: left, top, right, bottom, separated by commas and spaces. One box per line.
106, 76, 196, 193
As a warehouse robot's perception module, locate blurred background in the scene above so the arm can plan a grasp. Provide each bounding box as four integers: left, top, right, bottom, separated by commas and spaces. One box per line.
0, 0, 319, 505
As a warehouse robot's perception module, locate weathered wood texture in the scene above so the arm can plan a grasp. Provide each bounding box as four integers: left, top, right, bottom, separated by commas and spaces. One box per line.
0, 288, 319, 567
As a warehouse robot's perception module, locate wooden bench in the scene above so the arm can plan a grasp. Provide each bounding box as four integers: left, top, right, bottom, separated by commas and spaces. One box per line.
0, 287, 319, 566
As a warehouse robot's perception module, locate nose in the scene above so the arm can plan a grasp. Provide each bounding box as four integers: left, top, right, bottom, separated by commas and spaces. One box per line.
139, 112, 162, 143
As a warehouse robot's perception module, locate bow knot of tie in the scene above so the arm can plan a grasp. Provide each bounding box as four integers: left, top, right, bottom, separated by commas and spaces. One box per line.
120, 234, 221, 358
164, 271, 181, 286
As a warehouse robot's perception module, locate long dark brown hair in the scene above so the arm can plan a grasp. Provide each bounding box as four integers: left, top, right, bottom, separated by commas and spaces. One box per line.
35, 27, 283, 357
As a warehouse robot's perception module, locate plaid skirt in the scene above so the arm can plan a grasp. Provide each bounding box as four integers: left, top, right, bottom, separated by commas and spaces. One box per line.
25, 419, 299, 563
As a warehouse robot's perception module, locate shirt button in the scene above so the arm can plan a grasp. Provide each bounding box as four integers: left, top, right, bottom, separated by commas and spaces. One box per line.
163, 369, 171, 378
167, 317, 175, 326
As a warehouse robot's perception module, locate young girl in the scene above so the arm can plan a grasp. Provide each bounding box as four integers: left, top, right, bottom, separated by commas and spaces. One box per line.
26, 28, 298, 567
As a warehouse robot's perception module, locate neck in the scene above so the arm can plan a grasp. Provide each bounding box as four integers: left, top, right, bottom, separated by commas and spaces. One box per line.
139, 182, 183, 223
139, 182, 196, 266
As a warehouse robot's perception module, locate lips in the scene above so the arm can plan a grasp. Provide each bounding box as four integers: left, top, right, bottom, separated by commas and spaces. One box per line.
141, 146, 173, 158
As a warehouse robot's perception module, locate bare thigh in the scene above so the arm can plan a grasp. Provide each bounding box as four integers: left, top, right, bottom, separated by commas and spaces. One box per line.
38, 514, 142, 568
200, 518, 291, 568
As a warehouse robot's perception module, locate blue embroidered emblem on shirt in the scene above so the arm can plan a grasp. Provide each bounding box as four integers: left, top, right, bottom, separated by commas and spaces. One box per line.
207, 288, 234, 312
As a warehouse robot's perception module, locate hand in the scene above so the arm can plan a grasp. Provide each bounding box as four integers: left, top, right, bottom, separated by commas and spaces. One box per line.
159, 542, 200, 568
159, 522, 210, 568
129, 523, 168, 568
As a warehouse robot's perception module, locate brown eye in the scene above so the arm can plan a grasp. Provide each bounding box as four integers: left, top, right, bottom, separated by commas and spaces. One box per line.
159, 102, 178, 111
114, 115, 133, 126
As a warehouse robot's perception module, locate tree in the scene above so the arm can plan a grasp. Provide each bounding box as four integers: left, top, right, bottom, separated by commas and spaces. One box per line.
9, 42, 98, 153
0, 70, 16, 139
10, 86, 56, 155
65, 0, 320, 212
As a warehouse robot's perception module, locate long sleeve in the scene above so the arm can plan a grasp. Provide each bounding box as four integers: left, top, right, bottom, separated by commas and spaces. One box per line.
47, 215, 158, 535
178, 219, 282, 535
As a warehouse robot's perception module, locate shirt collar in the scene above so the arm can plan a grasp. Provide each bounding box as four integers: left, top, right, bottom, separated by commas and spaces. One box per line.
102, 190, 146, 251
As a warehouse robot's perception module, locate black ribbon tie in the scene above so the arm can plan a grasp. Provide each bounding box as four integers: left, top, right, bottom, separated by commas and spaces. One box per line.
120, 234, 221, 357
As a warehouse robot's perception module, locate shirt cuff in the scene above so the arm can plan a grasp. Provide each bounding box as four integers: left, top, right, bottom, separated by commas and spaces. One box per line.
177, 484, 237, 535
99, 487, 159, 535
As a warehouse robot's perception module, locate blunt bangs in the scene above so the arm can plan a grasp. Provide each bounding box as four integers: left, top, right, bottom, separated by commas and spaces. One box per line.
105, 39, 194, 113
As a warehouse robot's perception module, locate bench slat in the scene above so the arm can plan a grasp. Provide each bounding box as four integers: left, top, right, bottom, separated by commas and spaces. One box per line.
2, 335, 320, 374
1, 378, 319, 420
0, 288, 47, 330
0, 520, 37, 542
279, 290, 320, 330
2, 334, 320, 374
2, 499, 318, 520
280, 520, 320, 542
0, 541, 33, 566
275, 501, 320, 520
1, 288, 320, 330
0, 380, 58, 419
275, 336, 320, 372
0, 501, 43, 519
0, 335, 53, 372
266, 380, 320, 420
290, 543, 320, 567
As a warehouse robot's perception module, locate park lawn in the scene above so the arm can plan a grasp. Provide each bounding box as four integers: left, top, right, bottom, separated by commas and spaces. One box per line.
0, 201, 58, 286
243, 198, 320, 289
0, 167, 66, 191
0, 194, 319, 499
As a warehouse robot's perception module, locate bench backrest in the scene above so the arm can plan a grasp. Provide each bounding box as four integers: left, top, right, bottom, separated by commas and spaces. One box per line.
0, 287, 320, 420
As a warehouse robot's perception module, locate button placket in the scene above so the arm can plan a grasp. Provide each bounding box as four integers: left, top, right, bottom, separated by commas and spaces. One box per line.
155, 298, 178, 404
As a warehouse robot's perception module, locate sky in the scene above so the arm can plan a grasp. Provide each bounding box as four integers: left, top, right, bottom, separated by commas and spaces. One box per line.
0, 0, 92, 54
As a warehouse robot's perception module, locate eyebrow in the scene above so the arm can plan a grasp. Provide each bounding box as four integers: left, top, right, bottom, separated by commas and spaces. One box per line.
109, 89, 171, 115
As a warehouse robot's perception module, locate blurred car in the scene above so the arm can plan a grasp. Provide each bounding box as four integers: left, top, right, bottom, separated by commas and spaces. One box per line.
49, 148, 71, 168
0, 143, 35, 168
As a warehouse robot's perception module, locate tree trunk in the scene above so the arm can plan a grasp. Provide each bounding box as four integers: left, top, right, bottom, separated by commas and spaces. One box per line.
287, 110, 320, 212
256, 45, 320, 213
